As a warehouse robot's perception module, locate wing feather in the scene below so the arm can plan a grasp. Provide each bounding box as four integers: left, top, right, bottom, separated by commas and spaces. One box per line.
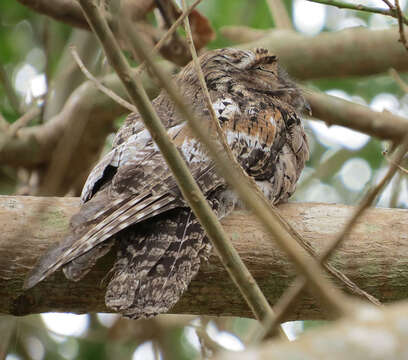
23, 190, 178, 289
24, 123, 221, 290
25, 49, 310, 322
105, 209, 209, 318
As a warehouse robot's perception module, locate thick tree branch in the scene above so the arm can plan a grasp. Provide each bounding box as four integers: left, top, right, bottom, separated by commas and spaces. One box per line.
79, 0, 278, 324
0, 65, 406, 176
16, 0, 89, 30
43, 30, 100, 121
305, 89, 408, 143
13, 0, 408, 79
16, 0, 209, 67
1, 196, 408, 319
229, 26, 408, 79
0, 66, 167, 193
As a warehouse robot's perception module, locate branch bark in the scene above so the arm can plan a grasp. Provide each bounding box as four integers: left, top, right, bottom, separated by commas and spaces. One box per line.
1, 72, 406, 172
216, 301, 408, 360
0, 66, 168, 193
1, 195, 408, 319
14, 0, 408, 79
305, 89, 408, 143
306, 0, 408, 25
230, 26, 408, 79
16, 0, 89, 29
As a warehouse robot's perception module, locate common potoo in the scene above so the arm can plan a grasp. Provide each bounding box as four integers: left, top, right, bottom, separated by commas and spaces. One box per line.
24, 48, 309, 318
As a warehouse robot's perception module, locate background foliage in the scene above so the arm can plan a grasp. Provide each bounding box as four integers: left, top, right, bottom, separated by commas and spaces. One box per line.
1, 0, 407, 359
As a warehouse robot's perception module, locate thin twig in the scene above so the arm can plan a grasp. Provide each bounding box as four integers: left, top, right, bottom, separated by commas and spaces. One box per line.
180, 0, 288, 339
72, 0, 202, 115
396, 164, 408, 174
77, 0, 277, 325
0, 63, 21, 114
135, 0, 203, 76
7, 106, 40, 135
389, 68, 408, 93
388, 0, 408, 51
122, 18, 353, 319
266, 0, 293, 30
252, 131, 408, 341
0, 105, 41, 152
273, 207, 381, 306
382, 0, 395, 9
0, 112, 9, 131
179, 0, 238, 177
398, 165, 408, 174
177, 0, 376, 313
70, 45, 137, 112
307, 0, 408, 25
384, 152, 408, 174
72, 0, 203, 116
178, 2, 368, 311
196, 318, 223, 356
40, 18, 51, 123
389, 172, 403, 207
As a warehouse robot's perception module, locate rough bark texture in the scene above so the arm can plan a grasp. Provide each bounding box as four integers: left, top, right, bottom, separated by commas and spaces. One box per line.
1, 195, 408, 319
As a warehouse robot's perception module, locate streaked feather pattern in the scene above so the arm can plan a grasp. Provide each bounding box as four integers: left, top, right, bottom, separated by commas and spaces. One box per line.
24, 48, 309, 318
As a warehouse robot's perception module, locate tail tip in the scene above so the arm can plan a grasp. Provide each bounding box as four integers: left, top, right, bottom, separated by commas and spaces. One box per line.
23, 271, 42, 290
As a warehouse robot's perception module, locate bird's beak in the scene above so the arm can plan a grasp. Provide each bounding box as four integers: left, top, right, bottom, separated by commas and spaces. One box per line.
304, 101, 312, 116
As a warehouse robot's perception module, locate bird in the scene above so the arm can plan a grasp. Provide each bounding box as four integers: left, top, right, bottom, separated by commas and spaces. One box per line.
24, 48, 309, 319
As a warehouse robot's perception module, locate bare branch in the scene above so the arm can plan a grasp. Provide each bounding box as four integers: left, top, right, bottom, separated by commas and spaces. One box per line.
395, 0, 408, 51
306, 0, 408, 25
0, 113, 9, 132
122, 13, 353, 319
1, 67, 406, 172
305, 89, 408, 143
382, 0, 395, 9
14, 0, 408, 79
0, 105, 41, 152
43, 30, 100, 121
179, 0, 238, 178
215, 301, 408, 360
0, 63, 21, 114
2, 196, 408, 317
0, 65, 168, 193
70, 46, 136, 112
255, 131, 408, 340
181, 0, 283, 338
78, 0, 278, 324
227, 25, 408, 79
266, 0, 293, 30
135, 0, 203, 76
381, 0, 408, 52
16, 0, 89, 29
389, 68, 408, 93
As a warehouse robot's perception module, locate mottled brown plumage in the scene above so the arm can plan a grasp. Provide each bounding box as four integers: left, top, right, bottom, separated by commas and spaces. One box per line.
24, 48, 309, 318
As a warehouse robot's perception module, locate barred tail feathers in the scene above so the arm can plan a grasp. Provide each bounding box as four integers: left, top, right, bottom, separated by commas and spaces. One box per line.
105, 209, 210, 318
23, 190, 177, 290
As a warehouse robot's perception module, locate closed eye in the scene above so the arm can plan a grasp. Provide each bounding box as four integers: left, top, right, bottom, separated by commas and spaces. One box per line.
254, 66, 276, 75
